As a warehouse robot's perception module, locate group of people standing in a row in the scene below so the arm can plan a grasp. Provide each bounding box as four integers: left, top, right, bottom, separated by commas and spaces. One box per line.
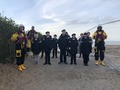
11, 25, 107, 71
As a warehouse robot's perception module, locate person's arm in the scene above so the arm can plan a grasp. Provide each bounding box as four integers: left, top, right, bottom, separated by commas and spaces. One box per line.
90, 37, 93, 44
67, 38, 71, 49
103, 32, 108, 39
80, 39, 84, 53
58, 37, 61, 49
79, 37, 83, 45
68, 38, 72, 49
76, 40, 78, 48
11, 33, 18, 42
92, 32, 97, 39
31, 39, 34, 52
50, 37, 53, 50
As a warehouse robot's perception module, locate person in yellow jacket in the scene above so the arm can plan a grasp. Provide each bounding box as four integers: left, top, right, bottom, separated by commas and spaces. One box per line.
92, 25, 108, 66
11, 24, 27, 71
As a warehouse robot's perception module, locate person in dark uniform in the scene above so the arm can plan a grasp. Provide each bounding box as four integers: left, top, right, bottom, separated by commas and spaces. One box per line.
78, 33, 84, 58
52, 34, 58, 58
43, 31, 52, 65
69, 33, 78, 65
66, 32, 71, 56
87, 32, 93, 53
92, 26, 107, 66
81, 33, 92, 66
58, 29, 68, 64
41, 35, 45, 58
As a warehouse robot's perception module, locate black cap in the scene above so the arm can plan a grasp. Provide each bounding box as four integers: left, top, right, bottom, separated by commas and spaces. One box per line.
72, 33, 76, 36
54, 34, 57, 36
46, 31, 50, 34
62, 29, 66, 32
84, 32, 88, 35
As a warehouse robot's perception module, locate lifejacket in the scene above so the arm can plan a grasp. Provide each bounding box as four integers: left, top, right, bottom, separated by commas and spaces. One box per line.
11, 32, 27, 48
95, 30, 105, 43
11, 32, 27, 57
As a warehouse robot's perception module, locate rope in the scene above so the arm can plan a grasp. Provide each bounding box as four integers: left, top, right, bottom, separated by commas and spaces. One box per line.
86, 19, 120, 32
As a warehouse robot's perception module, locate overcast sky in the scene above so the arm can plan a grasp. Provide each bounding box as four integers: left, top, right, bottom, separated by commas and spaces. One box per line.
0, 0, 120, 41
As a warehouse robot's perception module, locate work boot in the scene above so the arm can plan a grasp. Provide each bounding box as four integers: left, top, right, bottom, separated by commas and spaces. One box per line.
48, 63, 51, 65
74, 63, 77, 65
84, 63, 88, 66
18, 65, 23, 71
43, 63, 47, 65
100, 61, 105, 66
21, 64, 26, 70
95, 60, 99, 65
58, 62, 62, 64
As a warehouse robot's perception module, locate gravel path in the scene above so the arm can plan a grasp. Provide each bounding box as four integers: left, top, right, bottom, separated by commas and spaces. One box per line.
0, 52, 120, 90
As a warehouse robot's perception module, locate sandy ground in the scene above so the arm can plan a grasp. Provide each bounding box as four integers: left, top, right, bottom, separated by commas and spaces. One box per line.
105, 45, 120, 56
105, 45, 120, 69
0, 45, 120, 90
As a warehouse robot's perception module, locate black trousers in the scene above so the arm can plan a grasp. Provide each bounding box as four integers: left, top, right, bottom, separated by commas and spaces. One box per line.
79, 45, 82, 57
71, 54, 76, 64
16, 50, 25, 65
41, 50, 44, 58
52, 48, 57, 58
95, 44, 105, 61
83, 54, 89, 64
60, 50, 67, 62
45, 51, 51, 63
66, 48, 70, 56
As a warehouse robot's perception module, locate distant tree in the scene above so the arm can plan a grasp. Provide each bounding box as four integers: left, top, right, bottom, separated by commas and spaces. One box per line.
38, 32, 43, 38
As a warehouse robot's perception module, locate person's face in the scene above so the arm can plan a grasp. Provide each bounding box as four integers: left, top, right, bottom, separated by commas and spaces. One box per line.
87, 33, 90, 36
20, 27, 25, 33
97, 27, 102, 30
46, 33, 50, 36
62, 31, 66, 35
81, 34, 83, 37
54, 36, 57, 38
72, 35, 76, 39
